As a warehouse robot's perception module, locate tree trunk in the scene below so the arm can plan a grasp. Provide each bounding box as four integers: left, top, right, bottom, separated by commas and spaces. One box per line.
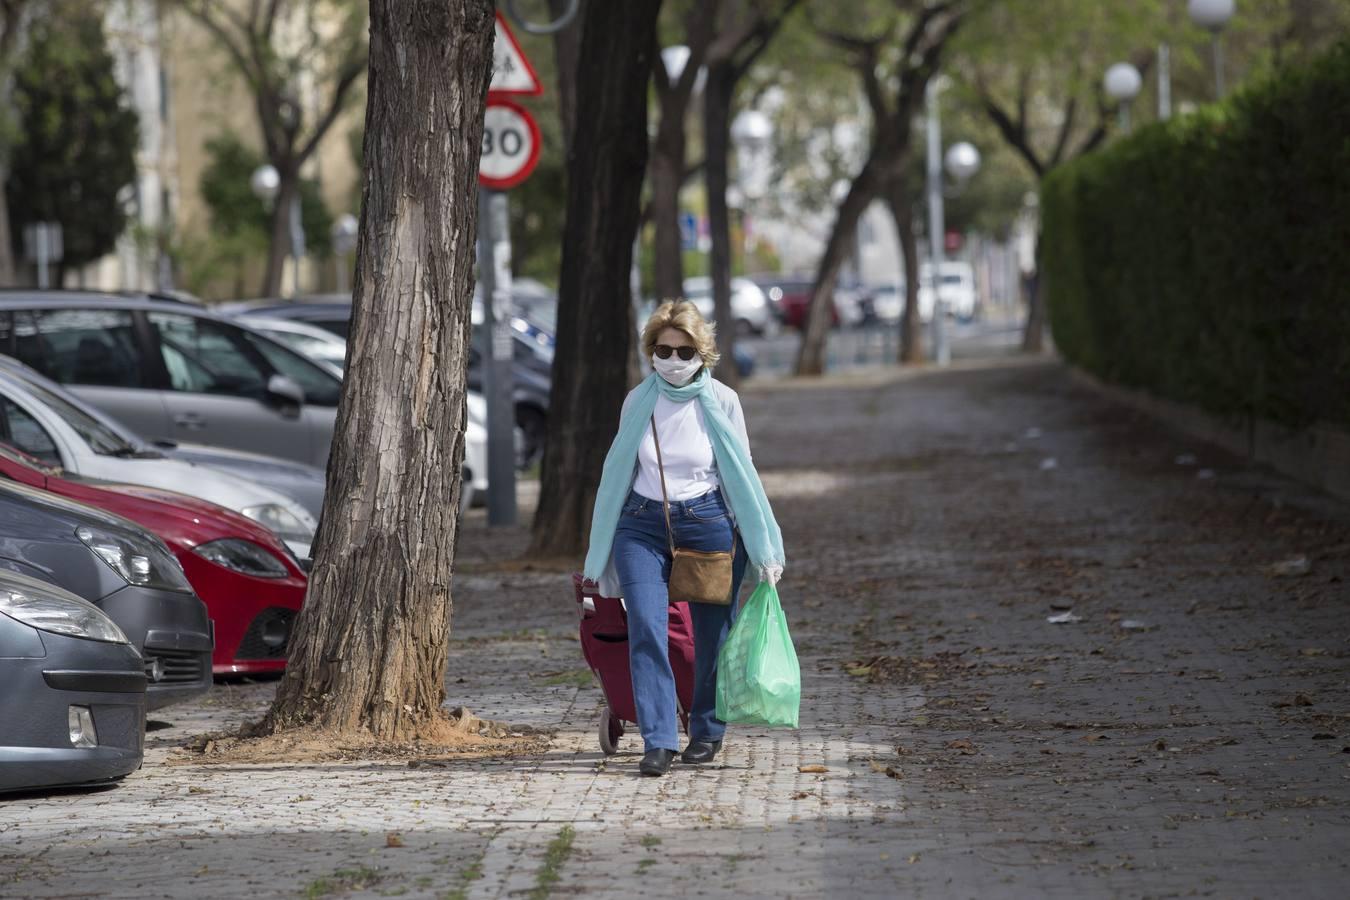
795, 158, 884, 376
261, 172, 297, 297
885, 175, 924, 365
0, 171, 14, 286
549, 0, 585, 153
649, 112, 687, 303
263, 0, 494, 740
1021, 228, 1045, 353
529, 0, 663, 560
703, 61, 738, 388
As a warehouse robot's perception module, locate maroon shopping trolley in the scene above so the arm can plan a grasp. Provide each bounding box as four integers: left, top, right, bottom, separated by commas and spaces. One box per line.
573, 573, 695, 755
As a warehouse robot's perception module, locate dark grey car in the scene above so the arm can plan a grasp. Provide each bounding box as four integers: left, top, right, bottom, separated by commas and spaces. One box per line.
0, 569, 146, 793
0, 479, 212, 710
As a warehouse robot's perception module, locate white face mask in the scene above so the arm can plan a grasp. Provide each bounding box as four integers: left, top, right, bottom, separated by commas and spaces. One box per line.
652, 352, 703, 386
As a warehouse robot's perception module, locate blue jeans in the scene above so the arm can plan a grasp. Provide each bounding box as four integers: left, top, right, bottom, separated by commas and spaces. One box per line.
612, 488, 748, 753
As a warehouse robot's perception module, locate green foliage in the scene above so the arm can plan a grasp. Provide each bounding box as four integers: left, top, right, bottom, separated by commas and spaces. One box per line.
198, 134, 334, 257
1042, 43, 1350, 428
6, 6, 139, 272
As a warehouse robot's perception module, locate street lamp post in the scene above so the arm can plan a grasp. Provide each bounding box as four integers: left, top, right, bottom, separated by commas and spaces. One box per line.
731, 108, 773, 267
1189, 0, 1236, 99
925, 78, 983, 368
1104, 63, 1143, 133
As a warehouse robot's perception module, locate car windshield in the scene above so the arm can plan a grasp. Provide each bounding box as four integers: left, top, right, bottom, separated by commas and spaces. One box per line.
263, 329, 347, 370
7, 377, 138, 456
942, 274, 964, 286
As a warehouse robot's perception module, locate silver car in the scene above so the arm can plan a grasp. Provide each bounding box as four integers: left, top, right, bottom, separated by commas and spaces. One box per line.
0, 293, 341, 468
0, 356, 320, 556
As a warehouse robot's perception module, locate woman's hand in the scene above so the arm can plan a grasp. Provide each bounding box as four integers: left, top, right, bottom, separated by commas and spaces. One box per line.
760, 565, 783, 587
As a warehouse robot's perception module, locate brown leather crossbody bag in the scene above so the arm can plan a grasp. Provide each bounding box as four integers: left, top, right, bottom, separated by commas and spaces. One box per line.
650, 417, 735, 605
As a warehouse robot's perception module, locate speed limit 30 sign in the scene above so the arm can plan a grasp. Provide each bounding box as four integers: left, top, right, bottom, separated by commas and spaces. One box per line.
479, 98, 540, 191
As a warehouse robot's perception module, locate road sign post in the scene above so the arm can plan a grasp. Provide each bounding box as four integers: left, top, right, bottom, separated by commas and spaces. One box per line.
22, 222, 63, 290
476, 14, 543, 528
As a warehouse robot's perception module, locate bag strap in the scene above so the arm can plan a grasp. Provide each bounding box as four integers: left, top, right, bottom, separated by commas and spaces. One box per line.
650, 416, 676, 556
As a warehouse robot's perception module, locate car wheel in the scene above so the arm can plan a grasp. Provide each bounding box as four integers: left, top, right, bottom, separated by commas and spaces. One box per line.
515, 405, 547, 471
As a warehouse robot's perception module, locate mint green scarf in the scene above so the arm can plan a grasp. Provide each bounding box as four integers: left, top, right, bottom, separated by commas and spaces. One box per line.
583, 369, 785, 583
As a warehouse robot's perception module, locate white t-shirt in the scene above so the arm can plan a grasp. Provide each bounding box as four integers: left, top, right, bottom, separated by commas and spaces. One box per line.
633, 394, 719, 501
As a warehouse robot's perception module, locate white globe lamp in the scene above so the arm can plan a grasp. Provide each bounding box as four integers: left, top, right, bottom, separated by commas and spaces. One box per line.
944, 142, 981, 182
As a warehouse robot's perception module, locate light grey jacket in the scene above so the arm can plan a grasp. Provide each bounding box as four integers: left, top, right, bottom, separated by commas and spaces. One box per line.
596, 378, 751, 598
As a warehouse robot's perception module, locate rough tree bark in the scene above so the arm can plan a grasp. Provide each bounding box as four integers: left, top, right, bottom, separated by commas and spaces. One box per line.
796, 4, 967, 376
884, 173, 924, 364
262, 0, 494, 739
528, 0, 664, 560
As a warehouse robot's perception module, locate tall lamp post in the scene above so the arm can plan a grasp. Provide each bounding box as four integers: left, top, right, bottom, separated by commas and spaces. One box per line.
1104, 63, 1143, 133
1188, 0, 1236, 99
731, 109, 773, 268
925, 77, 982, 367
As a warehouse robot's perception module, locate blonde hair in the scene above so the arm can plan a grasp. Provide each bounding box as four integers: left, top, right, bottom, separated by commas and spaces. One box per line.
641, 300, 721, 369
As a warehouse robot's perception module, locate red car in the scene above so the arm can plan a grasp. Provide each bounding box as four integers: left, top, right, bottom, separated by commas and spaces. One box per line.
0, 442, 307, 676
751, 276, 839, 330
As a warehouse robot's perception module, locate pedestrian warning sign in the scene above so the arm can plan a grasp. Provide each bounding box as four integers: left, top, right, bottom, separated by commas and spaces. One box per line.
490, 12, 542, 97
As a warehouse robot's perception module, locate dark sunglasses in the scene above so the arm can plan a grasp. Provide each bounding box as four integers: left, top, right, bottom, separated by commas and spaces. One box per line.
654, 344, 699, 361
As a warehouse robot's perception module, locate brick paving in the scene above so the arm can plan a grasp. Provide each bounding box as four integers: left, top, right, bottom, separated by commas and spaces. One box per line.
2, 359, 1347, 899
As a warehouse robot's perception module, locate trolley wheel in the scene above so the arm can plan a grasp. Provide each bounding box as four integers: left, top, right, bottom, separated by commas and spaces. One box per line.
598, 707, 623, 756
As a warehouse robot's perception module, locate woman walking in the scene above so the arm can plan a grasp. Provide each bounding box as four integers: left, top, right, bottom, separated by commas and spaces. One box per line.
584, 301, 785, 776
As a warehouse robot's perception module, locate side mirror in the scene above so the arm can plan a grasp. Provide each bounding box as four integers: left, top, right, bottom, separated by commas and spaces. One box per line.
266, 374, 305, 416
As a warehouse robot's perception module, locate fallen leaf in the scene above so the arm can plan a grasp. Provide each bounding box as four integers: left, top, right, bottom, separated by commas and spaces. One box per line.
908, 854, 921, 864
1082, 734, 1109, 742
386, 832, 405, 848
187, 786, 211, 795
1311, 733, 1336, 740
846, 666, 874, 677
946, 739, 976, 754
1301, 648, 1328, 657
790, 791, 812, 800
798, 764, 828, 774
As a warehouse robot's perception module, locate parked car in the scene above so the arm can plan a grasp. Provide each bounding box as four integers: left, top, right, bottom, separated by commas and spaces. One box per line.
0, 570, 147, 793
0, 477, 211, 709
0, 293, 343, 468
0, 352, 329, 524
681, 277, 774, 336
235, 315, 349, 373
0, 443, 306, 677
917, 262, 977, 321
0, 359, 318, 559
748, 275, 840, 331
871, 282, 935, 324
220, 295, 551, 470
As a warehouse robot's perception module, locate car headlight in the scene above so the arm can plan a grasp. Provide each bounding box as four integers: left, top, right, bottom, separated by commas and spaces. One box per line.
194, 539, 289, 579
76, 526, 193, 593
241, 504, 317, 545
0, 583, 130, 644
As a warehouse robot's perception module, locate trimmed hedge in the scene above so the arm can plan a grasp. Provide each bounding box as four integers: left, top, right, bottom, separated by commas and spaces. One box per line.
1042, 43, 1350, 428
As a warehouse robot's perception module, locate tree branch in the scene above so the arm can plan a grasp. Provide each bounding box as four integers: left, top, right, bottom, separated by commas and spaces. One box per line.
297, 56, 367, 164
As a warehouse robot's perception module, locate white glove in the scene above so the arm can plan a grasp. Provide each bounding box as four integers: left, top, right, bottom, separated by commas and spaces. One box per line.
760, 565, 783, 587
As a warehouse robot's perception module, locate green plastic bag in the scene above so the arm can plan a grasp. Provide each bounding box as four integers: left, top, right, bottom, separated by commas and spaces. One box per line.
715, 582, 800, 728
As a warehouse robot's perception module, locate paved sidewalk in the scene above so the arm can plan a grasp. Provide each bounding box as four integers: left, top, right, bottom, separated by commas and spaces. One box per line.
2, 360, 1347, 899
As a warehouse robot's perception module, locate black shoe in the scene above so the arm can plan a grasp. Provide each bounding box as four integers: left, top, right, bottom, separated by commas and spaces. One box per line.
639, 748, 677, 776
681, 740, 722, 764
